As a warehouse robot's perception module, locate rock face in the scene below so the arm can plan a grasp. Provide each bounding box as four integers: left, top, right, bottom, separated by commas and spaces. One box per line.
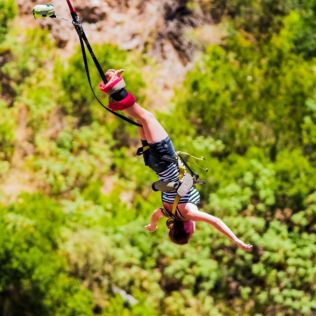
17, 0, 216, 104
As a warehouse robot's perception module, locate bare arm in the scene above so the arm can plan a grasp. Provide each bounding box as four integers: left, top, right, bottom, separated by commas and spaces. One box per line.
145, 208, 164, 232
187, 210, 253, 252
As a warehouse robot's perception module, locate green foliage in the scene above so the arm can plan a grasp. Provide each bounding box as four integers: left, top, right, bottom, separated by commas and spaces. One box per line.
1, 27, 54, 84
0, 26, 55, 114
15, 68, 61, 130
207, 148, 276, 216
0, 99, 15, 160
0, 194, 94, 316
0, 0, 17, 42
215, 0, 293, 36
30, 122, 115, 195
274, 149, 316, 209
1, 2, 316, 316
302, 95, 316, 160
191, 0, 316, 57
252, 221, 316, 314
176, 26, 316, 154
203, 0, 316, 43
279, 10, 316, 59
166, 8, 316, 314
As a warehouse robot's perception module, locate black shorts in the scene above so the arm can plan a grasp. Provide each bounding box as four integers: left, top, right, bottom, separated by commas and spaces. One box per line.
143, 137, 177, 173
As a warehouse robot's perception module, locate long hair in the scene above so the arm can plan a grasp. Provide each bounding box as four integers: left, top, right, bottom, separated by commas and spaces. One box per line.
166, 219, 192, 245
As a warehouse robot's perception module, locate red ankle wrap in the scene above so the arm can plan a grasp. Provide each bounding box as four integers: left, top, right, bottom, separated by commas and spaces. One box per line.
99, 72, 136, 111
109, 92, 136, 111
99, 77, 124, 94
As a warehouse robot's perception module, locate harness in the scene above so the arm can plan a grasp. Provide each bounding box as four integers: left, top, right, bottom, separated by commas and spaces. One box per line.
170, 155, 186, 215
137, 146, 207, 216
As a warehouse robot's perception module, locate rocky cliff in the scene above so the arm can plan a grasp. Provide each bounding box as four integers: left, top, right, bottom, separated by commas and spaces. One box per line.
17, 0, 221, 104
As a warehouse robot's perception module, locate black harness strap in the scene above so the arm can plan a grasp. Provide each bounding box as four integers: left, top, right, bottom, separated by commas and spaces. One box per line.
177, 154, 198, 179
78, 34, 141, 126
70, 6, 141, 127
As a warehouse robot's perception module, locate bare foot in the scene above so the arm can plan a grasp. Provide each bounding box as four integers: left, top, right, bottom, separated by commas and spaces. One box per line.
105, 69, 124, 81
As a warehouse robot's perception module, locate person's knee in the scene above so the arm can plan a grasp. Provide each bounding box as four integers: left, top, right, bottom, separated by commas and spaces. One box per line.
138, 109, 156, 123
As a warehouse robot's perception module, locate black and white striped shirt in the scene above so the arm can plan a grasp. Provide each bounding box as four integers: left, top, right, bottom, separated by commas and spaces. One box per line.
157, 162, 200, 206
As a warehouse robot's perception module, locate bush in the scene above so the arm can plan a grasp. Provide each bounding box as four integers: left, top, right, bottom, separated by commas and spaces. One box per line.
0, 99, 15, 160
175, 23, 316, 154
0, 194, 94, 316
0, 0, 17, 42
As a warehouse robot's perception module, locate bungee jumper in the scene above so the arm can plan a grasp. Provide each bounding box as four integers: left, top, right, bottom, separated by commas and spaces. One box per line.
33, 2, 253, 251
99, 69, 253, 252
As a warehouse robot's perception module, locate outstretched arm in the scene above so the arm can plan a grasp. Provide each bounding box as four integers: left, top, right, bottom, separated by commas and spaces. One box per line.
187, 210, 253, 252
145, 208, 164, 232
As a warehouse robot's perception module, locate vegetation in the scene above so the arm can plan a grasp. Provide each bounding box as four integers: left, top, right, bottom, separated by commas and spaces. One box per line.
0, 1, 315, 315
0, 0, 17, 42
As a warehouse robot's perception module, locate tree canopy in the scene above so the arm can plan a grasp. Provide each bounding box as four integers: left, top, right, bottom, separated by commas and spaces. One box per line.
0, 0, 315, 315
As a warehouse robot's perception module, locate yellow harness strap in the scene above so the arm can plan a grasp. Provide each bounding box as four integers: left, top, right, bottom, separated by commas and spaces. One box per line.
171, 156, 186, 215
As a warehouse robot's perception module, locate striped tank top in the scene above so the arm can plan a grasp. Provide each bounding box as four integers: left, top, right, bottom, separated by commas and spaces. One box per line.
157, 162, 200, 206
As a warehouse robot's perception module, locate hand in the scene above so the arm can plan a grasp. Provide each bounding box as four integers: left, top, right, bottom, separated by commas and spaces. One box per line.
236, 240, 253, 252
144, 224, 157, 232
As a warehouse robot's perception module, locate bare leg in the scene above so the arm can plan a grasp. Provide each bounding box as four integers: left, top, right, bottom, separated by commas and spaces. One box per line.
124, 103, 168, 144
103, 70, 167, 143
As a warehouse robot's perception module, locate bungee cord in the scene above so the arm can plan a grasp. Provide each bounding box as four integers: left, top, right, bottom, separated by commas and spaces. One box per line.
33, 1, 141, 127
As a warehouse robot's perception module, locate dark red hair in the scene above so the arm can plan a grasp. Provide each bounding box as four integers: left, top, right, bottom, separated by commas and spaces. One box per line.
166, 219, 191, 245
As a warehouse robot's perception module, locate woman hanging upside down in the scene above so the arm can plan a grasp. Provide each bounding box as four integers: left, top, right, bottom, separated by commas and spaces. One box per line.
99, 69, 253, 252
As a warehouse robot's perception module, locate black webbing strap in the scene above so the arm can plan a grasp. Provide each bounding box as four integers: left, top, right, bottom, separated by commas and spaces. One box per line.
72, 18, 141, 127
177, 154, 198, 179
136, 145, 150, 155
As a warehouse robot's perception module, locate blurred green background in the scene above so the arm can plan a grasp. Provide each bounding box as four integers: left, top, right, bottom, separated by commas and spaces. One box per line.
0, 0, 315, 315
